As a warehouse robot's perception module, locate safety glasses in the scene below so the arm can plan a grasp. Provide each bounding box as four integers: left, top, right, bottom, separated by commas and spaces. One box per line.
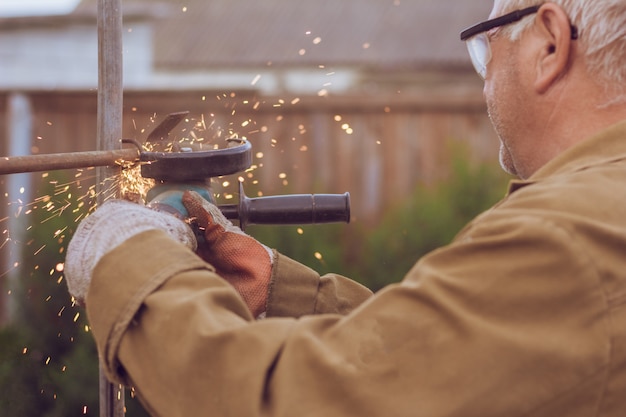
460, 5, 579, 79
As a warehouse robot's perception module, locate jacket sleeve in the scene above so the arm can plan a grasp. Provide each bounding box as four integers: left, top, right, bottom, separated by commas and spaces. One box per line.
86, 213, 610, 417
266, 253, 373, 318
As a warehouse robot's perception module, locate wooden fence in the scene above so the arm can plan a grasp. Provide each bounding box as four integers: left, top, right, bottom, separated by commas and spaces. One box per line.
0, 88, 500, 224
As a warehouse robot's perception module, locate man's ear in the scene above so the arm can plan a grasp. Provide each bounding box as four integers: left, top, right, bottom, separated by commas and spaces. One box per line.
533, 3, 575, 94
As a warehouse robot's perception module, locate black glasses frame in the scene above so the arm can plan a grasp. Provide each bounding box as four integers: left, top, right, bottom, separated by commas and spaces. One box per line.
460, 5, 579, 41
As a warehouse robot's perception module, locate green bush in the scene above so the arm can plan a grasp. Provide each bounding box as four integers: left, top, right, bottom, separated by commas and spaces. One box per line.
0, 174, 97, 416
0, 174, 149, 416
355, 152, 510, 291
247, 223, 349, 275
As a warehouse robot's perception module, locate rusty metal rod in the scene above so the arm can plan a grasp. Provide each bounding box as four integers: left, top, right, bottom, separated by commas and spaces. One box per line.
0, 148, 139, 175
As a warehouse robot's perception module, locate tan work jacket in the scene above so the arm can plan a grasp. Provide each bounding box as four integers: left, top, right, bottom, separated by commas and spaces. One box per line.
87, 121, 626, 417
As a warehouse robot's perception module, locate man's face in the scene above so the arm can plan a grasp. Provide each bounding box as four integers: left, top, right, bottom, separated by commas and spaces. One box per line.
485, 42, 522, 177
483, 0, 532, 178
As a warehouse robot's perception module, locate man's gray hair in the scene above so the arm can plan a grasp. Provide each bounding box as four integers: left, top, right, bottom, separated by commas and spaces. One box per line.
501, 0, 626, 105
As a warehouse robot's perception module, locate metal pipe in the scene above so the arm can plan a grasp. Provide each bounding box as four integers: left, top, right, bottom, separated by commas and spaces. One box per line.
3, 93, 33, 324
0, 148, 139, 175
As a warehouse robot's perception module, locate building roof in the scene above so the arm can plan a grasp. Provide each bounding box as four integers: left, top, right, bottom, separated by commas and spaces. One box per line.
74, 0, 493, 71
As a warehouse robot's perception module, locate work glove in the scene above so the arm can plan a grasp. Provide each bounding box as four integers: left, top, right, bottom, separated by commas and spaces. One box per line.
64, 200, 197, 305
182, 191, 275, 318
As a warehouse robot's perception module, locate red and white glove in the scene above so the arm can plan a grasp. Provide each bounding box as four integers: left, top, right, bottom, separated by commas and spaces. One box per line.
64, 200, 197, 305
182, 191, 275, 318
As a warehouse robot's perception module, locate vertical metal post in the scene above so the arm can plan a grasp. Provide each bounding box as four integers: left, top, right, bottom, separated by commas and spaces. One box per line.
4, 93, 33, 324
97, 0, 125, 416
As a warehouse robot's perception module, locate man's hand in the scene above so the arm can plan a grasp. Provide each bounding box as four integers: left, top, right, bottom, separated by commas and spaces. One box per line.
64, 200, 197, 305
182, 191, 274, 318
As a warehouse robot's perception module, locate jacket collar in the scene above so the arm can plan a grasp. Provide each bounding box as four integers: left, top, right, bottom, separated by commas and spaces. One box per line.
507, 120, 626, 195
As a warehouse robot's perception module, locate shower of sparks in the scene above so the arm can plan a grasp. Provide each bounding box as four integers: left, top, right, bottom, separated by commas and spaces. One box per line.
0, 163, 118, 413
118, 164, 154, 204
1, 170, 98, 272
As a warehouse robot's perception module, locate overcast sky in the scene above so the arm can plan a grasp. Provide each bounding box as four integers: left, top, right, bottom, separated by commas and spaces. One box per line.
0, 0, 81, 17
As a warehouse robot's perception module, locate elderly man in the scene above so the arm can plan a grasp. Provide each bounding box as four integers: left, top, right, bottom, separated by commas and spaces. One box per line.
65, 1, 626, 416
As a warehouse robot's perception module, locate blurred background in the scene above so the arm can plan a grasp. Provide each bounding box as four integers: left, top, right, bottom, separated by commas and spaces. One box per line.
0, 0, 509, 415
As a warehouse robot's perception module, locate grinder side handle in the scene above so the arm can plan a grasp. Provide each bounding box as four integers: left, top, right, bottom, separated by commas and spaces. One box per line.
220, 183, 350, 230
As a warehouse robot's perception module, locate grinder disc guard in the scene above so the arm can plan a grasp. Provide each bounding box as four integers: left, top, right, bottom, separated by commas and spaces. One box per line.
140, 139, 252, 182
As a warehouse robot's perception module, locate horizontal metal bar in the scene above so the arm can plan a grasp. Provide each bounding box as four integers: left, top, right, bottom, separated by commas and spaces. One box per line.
0, 148, 140, 175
